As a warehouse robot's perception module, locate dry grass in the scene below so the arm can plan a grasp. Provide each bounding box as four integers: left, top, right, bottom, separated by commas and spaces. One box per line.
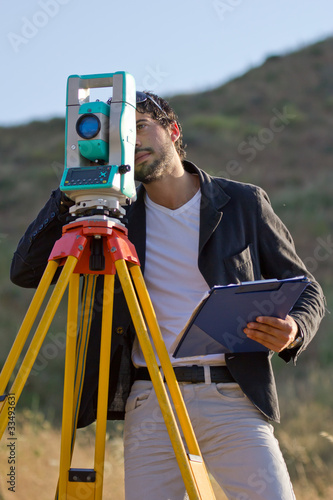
1, 410, 332, 500
0, 411, 227, 500
0, 412, 125, 500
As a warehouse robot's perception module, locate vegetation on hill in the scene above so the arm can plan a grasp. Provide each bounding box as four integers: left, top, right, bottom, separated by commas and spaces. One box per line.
0, 36, 332, 498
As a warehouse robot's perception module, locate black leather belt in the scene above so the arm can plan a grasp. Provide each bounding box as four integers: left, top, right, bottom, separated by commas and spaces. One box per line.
135, 365, 235, 384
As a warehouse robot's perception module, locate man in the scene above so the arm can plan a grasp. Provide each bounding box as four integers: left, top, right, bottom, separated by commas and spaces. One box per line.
10, 92, 325, 500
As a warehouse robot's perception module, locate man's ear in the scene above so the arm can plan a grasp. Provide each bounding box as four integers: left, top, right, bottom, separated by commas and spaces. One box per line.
169, 121, 180, 143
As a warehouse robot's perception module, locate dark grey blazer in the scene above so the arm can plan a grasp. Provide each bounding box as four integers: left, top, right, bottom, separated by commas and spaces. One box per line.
10, 161, 326, 426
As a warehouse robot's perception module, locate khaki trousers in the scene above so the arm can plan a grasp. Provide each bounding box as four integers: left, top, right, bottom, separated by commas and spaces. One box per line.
124, 380, 295, 500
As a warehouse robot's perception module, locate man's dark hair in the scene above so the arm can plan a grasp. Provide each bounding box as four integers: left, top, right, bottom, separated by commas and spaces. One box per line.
136, 92, 187, 160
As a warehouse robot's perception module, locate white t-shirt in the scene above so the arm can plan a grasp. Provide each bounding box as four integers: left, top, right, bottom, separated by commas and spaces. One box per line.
131, 189, 226, 367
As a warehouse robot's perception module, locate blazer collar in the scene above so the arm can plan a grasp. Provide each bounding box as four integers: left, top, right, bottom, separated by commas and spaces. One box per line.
183, 161, 230, 210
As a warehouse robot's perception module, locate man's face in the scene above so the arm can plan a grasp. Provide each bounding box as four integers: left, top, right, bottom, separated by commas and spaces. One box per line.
134, 112, 176, 184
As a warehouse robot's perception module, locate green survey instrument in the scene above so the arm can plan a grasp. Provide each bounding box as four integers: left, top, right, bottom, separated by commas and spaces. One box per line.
60, 72, 137, 219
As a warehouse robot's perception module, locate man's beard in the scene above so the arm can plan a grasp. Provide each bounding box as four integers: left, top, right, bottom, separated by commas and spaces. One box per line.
134, 142, 175, 184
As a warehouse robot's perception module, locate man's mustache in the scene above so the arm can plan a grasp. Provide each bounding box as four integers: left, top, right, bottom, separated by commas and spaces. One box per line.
135, 147, 154, 155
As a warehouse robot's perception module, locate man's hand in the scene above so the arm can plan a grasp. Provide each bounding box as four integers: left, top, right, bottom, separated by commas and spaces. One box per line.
243, 315, 299, 352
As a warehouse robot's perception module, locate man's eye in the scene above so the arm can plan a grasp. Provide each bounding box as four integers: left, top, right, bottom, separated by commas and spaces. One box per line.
137, 123, 147, 130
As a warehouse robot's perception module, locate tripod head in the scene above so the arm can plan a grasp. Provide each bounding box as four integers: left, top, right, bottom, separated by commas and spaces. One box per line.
60, 72, 137, 222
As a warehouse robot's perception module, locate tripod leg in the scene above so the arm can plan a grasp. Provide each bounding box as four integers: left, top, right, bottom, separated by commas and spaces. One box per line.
72, 274, 98, 432
94, 274, 114, 500
59, 273, 80, 500
57, 274, 98, 500
0, 261, 59, 420
129, 264, 216, 499
0, 256, 78, 440
58, 274, 114, 500
115, 259, 205, 500
129, 265, 200, 452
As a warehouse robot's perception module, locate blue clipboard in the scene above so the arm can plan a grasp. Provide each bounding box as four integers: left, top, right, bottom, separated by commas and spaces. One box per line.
172, 276, 310, 357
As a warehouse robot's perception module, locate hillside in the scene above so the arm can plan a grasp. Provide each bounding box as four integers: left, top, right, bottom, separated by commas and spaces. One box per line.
1, 38, 332, 272
169, 37, 333, 265
0, 36, 332, 498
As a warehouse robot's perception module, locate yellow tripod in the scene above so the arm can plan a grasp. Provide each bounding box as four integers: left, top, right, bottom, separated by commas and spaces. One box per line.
0, 216, 216, 499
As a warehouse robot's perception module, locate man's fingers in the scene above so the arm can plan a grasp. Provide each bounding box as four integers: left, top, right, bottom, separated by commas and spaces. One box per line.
243, 315, 299, 352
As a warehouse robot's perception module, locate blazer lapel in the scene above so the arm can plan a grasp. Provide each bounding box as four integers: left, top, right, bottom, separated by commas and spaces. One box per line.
185, 163, 231, 287
194, 166, 230, 254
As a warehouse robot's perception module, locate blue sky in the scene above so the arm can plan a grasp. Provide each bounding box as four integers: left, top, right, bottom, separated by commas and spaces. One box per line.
1, 0, 332, 126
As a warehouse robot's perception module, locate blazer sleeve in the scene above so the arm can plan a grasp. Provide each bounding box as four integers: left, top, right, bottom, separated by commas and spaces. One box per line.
10, 188, 74, 288
255, 187, 326, 363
